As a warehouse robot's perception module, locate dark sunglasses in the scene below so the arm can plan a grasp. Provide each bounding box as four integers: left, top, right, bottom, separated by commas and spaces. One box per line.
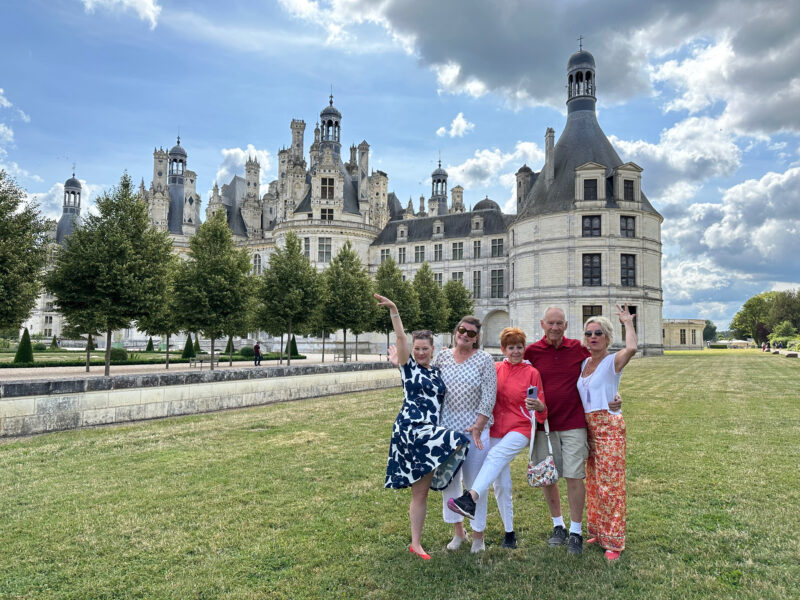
584, 329, 605, 337
457, 326, 478, 338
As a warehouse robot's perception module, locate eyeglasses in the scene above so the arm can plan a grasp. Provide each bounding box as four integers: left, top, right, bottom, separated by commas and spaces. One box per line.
412, 330, 433, 338
584, 330, 605, 337
457, 326, 478, 338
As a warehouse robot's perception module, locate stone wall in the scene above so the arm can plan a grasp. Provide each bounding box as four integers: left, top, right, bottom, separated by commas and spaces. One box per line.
0, 362, 399, 438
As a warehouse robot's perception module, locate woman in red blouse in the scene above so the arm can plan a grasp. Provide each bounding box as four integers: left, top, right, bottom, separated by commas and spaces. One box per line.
448, 327, 547, 548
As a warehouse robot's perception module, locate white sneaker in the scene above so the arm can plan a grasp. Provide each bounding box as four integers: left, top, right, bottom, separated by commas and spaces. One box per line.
446, 535, 466, 550
470, 538, 485, 553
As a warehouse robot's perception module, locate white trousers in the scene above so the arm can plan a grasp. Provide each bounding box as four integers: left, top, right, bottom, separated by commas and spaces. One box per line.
442, 428, 490, 532
470, 431, 531, 533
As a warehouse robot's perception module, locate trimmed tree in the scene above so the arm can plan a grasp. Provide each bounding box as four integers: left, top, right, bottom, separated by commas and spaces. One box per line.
412, 262, 449, 334
181, 335, 196, 359
145, 337, 154, 352
0, 171, 50, 332
50, 335, 59, 349
13, 327, 34, 364
194, 334, 201, 354
703, 320, 717, 342
374, 256, 419, 351
45, 173, 173, 376
321, 240, 375, 362
260, 231, 320, 366
137, 255, 182, 368
443, 279, 475, 344
173, 211, 252, 371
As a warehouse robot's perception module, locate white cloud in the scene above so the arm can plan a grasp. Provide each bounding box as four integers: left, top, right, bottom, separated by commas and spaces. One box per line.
26, 179, 104, 220
0, 123, 13, 144
214, 145, 273, 196
609, 116, 741, 194
652, 39, 735, 115
82, 0, 161, 29
436, 112, 475, 138
445, 140, 544, 210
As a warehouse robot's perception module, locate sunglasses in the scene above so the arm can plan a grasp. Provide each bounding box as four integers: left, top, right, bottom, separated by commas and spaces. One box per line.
412, 330, 433, 337
457, 326, 478, 338
584, 330, 605, 337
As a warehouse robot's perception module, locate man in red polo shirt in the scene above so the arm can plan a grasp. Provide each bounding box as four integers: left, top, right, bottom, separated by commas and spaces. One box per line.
524, 306, 620, 556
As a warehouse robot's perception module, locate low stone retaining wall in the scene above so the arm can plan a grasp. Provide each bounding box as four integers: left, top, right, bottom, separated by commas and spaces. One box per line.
0, 362, 399, 438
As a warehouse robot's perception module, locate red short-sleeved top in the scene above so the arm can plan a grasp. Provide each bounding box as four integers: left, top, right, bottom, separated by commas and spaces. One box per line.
490, 359, 547, 439
523, 336, 590, 432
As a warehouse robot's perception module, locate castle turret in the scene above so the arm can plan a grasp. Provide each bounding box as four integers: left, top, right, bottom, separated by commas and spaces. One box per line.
291, 119, 305, 161
56, 172, 81, 245
319, 95, 342, 158
167, 137, 187, 234
430, 160, 448, 216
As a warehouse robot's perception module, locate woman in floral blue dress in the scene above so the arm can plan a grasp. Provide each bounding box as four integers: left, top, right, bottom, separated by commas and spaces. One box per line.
375, 293, 470, 560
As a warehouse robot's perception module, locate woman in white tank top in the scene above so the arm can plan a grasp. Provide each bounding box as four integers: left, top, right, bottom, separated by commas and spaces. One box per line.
577, 304, 637, 561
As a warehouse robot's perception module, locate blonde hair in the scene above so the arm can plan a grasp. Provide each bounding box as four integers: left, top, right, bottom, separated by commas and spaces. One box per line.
499, 327, 526, 348
582, 316, 615, 348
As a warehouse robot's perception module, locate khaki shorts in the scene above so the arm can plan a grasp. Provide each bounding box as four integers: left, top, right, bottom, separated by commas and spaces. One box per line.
533, 427, 588, 479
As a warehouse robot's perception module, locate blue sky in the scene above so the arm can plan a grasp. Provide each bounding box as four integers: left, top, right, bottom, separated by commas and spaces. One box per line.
3, 0, 800, 329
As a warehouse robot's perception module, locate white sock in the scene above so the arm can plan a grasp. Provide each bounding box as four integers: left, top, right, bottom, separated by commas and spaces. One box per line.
446, 534, 466, 550
471, 538, 485, 553
569, 521, 582, 535
552, 516, 565, 528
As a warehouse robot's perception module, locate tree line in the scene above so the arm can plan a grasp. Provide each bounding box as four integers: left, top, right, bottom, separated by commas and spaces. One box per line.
729, 290, 800, 344
1, 172, 474, 375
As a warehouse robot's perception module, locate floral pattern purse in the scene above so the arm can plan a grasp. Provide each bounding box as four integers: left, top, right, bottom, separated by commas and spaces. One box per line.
527, 418, 559, 488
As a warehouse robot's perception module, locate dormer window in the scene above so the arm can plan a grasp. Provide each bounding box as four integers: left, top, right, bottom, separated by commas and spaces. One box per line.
583, 179, 597, 201
613, 162, 643, 202
432, 219, 444, 238
575, 162, 606, 202
471, 216, 484, 234
397, 226, 407, 242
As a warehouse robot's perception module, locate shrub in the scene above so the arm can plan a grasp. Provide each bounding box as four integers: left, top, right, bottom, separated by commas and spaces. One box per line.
13, 328, 34, 363
50, 335, 59, 349
109, 347, 128, 361
289, 334, 299, 357
193, 334, 200, 354
225, 337, 234, 354
709, 344, 728, 349
145, 337, 154, 352
32, 342, 47, 352
239, 345, 254, 358
181, 336, 195, 358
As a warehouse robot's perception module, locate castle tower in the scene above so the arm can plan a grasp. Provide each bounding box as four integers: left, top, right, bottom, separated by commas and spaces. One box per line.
56, 172, 81, 245
430, 160, 448, 216
167, 137, 187, 234
152, 147, 168, 192
290, 119, 306, 160
515, 164, 533, 211
567, 48, 596, 113
242, 156, 262, 237
319, 94, 342, 158
358, 140, 369, 203
309, 122, 321, 168
450, 185, 464, 214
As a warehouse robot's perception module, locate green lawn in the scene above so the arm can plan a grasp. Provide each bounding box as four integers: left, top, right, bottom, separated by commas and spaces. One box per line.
1, 351, 798, 599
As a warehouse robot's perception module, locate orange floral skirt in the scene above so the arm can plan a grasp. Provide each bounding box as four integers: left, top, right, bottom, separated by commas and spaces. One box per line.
586, 411, 626, 552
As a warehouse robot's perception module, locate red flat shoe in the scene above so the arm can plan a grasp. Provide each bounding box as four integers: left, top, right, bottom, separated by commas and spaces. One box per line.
409, 546, 431, 560
605, 550, 621, 561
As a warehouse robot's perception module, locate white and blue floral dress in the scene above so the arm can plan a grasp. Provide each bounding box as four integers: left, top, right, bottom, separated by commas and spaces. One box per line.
385, 357, 470, 490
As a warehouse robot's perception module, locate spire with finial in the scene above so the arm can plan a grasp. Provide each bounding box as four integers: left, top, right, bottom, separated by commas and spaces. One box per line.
578, 35, 583, 51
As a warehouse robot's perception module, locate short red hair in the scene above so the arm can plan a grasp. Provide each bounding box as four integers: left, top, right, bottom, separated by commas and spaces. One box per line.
500, 327, 526, 348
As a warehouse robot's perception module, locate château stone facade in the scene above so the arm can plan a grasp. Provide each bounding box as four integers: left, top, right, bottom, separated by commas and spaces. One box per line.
26, 49, 666, 354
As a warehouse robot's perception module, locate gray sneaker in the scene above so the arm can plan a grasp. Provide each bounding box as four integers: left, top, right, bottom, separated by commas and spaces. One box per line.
567, 532, 583, 556
547, 525, 568, 547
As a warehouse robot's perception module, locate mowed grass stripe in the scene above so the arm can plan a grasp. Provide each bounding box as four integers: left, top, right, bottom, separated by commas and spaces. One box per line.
1, 351, 798, 599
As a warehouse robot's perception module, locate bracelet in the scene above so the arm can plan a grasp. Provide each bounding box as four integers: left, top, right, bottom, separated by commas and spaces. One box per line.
390, 313, 400, 318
